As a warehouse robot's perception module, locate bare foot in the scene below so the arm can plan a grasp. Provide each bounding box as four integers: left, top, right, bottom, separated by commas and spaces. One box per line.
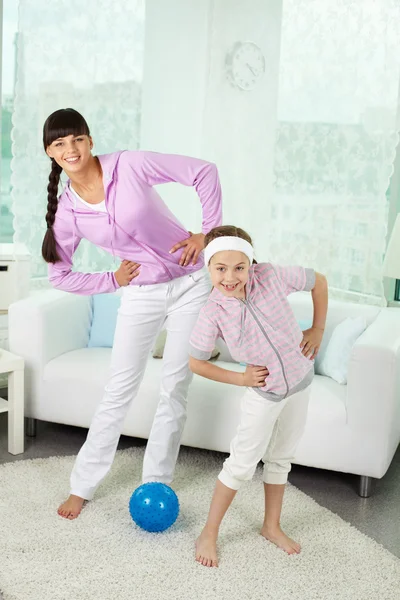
195, 529, 219, 567
57, 495, 86, 520
261, 525, 301, 555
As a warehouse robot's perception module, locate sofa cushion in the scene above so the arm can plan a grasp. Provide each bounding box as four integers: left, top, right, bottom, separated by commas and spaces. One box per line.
86, 291, 376, 388
289, 293, 380, 379
87, 293, 120, 348
42, 348, 246, 447
288, 293, 380, 339
297, 316, 366, 383
42, 349, 346, 452
318, 316, 367, 384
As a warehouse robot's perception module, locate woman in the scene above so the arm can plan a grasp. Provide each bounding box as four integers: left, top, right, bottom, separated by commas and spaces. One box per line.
42, 108, 222, 519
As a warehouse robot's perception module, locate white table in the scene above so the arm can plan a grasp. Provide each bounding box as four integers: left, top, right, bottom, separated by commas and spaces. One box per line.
0, 349, 24, 454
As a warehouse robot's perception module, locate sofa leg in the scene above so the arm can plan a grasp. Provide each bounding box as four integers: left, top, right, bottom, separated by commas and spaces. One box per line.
358, 475, 372, 498
26, 418, 37, 437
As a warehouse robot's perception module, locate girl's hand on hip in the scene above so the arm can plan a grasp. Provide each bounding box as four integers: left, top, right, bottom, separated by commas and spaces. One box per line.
169, 232, 205, 266
300, 327, 324, 359
115, 260, 140, 287
242, 365, 269, 387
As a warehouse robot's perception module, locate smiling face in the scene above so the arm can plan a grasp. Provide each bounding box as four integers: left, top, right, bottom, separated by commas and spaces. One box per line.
208, 250, 250, 299
46, 134, 93, 174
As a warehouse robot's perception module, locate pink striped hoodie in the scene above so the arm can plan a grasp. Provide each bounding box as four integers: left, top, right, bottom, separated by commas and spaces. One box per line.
189, 262, 315, 401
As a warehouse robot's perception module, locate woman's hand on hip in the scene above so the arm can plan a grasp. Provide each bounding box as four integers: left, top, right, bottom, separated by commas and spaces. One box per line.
169, 232, 205, 266
242, 365, 269, 387
115, 260, 140, 286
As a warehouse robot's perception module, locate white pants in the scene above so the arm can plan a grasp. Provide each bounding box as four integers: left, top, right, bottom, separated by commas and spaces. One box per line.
70, 269, 211, 500
219, 386, 311, 490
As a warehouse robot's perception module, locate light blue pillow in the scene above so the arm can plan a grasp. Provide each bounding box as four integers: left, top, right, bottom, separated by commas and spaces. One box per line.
318, 316, 367, 384
298, 319, 312, 332
87, 293, 121, 348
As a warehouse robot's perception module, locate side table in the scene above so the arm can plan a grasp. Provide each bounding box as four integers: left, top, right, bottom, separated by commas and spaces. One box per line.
0, 349, 24, 454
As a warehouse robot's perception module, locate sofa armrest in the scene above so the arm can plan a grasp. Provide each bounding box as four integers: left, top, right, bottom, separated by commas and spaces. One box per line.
346, 308, 400, 459
9, 289, 93, 363
8, 290, 92, 414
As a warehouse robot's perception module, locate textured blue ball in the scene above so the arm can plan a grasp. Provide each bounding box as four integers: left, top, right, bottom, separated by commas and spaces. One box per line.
129, 482, 180, 533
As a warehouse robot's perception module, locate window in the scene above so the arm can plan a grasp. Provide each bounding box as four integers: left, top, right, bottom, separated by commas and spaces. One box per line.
9, 0, 144, 279
1, 0, 18, 243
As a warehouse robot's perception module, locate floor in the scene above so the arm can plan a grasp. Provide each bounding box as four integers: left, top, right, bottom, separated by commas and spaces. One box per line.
1, 413, 399, 567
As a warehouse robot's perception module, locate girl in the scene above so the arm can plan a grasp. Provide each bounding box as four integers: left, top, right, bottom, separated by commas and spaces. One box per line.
189, 225, 328, 567
42, 108, 222, 519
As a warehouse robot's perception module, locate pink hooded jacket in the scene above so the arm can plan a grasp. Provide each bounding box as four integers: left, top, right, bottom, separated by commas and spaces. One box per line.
48, 150, 222, 294
190, 263, 315, 401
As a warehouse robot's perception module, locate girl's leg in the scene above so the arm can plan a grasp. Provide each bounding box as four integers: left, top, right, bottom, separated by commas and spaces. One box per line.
261, 483, 301, 554
196, 388, 286, 567
261, 387, 311, 553
196, 480, 236, 568
58, 286, 166, 519
142, 270, 211, 483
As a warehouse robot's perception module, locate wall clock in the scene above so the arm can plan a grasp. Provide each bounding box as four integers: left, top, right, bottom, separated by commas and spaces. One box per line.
225, 41, 266, 91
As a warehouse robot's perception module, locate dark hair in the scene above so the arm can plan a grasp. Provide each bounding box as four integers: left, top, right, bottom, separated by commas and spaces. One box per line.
41, 109, 90, 263
204, 225, 257, 264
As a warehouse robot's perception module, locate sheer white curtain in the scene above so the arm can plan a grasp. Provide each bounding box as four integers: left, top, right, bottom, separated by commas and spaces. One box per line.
203, 0, 400, 304
12, 0, 400, 303
11, 0, 145, 279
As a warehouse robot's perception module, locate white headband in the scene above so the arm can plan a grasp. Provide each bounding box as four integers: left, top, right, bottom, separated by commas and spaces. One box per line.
204, 236, 254, 266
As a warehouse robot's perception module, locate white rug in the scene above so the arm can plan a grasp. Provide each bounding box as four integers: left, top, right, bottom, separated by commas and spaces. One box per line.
0, 447, 399, 600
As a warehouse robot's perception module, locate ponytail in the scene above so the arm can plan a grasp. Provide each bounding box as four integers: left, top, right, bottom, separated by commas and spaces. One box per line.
42, 159, 62, 263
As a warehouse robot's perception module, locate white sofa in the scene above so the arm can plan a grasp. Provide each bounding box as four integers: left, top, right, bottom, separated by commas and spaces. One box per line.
8, 289, 400, 497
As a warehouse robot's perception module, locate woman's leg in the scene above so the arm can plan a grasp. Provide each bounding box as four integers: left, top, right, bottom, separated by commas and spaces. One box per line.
142, 270, 211, 483
58, 286, 166, 519
261, 387, 311, 553
196, 388, 286, 566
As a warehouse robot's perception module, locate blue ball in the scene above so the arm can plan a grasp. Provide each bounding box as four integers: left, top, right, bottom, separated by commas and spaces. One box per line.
129, 482, 180, 533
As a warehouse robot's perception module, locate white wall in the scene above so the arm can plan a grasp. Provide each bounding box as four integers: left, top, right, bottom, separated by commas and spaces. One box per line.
202, 0, 282, 253
141, 0, 211, 156
141, 0, 282, 242
141, 0, 212, 233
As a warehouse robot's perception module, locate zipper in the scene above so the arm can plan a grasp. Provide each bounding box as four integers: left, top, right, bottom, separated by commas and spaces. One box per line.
240, 298, 289, 398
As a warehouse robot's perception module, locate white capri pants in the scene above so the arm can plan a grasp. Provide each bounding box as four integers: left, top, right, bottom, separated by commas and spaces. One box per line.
219, 385, 311, 490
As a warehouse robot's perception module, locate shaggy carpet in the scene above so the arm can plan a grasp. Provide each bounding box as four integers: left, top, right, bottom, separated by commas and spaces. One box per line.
0, 446, 399, 600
